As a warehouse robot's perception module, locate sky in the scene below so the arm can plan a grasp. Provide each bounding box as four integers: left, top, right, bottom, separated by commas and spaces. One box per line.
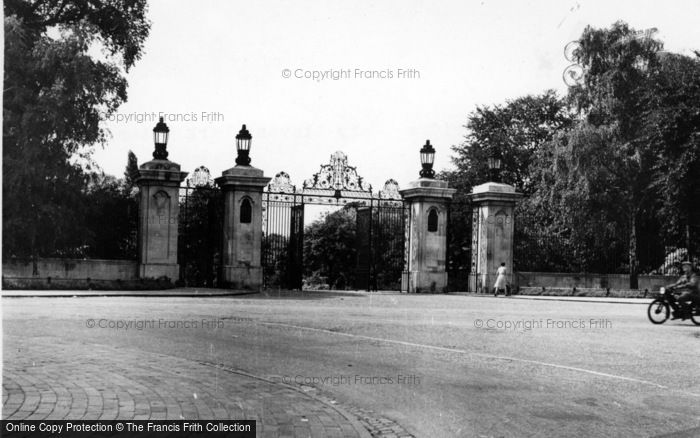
92, 0, 700, 192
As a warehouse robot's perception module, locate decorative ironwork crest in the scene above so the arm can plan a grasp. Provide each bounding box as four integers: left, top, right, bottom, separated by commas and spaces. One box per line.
268, 171, 296, 193
379, 179, 401, 200
303, 151, 371, 193
264, 151, 404, 206
189, 166, 214, 187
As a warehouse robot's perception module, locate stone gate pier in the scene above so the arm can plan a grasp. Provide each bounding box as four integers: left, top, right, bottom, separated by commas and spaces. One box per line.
215, 125, 271, 290
216, 165, 270, 290
469, 181, 523, 293
401, 178, 456, 293
134, 118, 188, 280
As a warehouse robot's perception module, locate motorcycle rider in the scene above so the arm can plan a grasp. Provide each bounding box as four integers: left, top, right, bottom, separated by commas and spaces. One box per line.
668, 261, 700, 320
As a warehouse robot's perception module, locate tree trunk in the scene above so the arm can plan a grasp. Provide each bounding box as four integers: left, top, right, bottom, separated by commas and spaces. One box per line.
629, 214, 638, 289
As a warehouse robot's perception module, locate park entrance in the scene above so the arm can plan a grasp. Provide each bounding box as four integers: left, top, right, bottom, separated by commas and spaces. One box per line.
262, 152, 408, 291
177, 166, 225, 287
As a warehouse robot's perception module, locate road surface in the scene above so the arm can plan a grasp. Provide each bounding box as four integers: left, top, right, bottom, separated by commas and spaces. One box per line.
3, 291, 699, 437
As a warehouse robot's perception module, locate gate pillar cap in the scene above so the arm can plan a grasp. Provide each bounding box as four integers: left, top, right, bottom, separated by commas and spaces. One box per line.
221, 164, 265, 178
471, 181, 518, 194
408, 178, 449, 189
469, 182, 523, 203
135, 159, 188, 184
400, 178, 455, 200
216, 165, 271, 189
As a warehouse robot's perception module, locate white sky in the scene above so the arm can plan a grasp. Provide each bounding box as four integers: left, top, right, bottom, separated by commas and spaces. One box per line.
92, 0, 700, 191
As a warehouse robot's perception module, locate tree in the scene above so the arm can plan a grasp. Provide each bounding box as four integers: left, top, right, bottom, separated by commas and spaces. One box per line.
569, 22, 662, 131
26, 152, 141, 260
124, 150, 139, 195
3, 1, 150, 264
446, 90, 573, 197
303, 208, 357, 289
441, 91, 572, 275
550, 22, 693, 285
643, 53, 700, 261
80, 174, 138, 259
442, 21, 698, 282
534, 123, 634, 274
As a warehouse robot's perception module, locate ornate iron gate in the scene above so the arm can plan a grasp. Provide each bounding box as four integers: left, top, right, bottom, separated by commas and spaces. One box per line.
178, 167, 224, 287
446, 199, 476, 292
262, 152, 407, 291
362, 200, 408, 291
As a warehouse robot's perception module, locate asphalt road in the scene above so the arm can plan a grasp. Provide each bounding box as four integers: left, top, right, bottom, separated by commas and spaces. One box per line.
3, 291, 700, 437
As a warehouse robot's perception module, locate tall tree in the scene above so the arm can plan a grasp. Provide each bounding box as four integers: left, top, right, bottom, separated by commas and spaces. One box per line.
446, 90, 572, 197
445, 21, 699, 281
3, 1, 150, 262
555, 21, 681, 286
442, 91, 572, 275
536, 123, 635, 273
643, 53, 700, 260
124, 150, 139, 195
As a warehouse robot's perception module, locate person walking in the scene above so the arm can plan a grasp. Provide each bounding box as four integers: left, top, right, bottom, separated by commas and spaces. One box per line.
494, 262, 508, 296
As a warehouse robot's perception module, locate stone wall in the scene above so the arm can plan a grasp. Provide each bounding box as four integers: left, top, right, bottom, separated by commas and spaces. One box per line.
3, 258, 139, 281
514, 271, 676, 291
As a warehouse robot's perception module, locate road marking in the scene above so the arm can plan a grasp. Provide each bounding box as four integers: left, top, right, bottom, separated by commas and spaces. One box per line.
259, 321, 700, 397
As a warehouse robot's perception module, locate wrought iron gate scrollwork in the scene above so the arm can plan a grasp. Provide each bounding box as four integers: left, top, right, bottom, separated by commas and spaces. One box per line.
262, 151, 407, 291
303, 151, 371, 194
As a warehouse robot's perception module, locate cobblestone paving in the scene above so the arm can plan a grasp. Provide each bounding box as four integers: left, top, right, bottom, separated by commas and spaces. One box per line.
342, 407, 414, 438
2, 337, 371, 437
205, 364, 415, 438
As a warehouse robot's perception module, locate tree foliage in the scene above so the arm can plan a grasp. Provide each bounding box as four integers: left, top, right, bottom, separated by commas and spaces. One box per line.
526, 124, 632, 273
643, 53, 700, 253
79, 173, 138, 259
442, 91, 573, 275
537, 22, 700, 280
448, 21, 700, 281
303, 208, 358, 289
123, 150, 139, 194
3, 0, 150, 260
446, 90, 573, 197
9, 152, 141, 261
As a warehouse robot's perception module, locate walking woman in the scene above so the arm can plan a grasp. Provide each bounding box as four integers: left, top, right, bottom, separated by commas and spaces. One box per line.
494, 262, 508, 296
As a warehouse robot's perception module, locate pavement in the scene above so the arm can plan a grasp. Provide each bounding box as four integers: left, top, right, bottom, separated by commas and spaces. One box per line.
508, 295, 654, 304
0, 287, 258, 298
2, 336, 373, 438
2, 287, 654, 304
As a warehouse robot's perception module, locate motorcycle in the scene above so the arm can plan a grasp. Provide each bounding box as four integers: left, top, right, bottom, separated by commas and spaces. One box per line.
647, 286, 700, 325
